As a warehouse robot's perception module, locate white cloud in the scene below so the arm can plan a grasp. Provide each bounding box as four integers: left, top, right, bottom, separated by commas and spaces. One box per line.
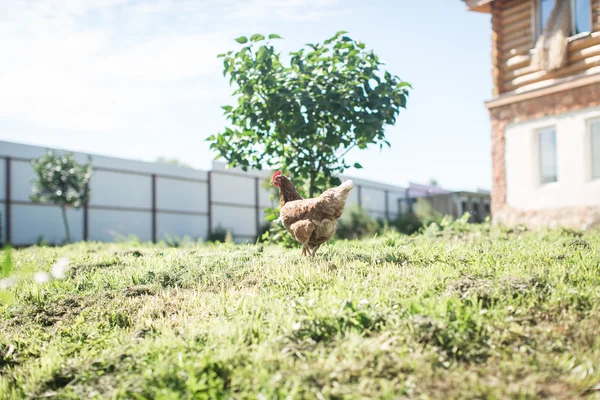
0, 0, 343, 134
226, 0, 342, 22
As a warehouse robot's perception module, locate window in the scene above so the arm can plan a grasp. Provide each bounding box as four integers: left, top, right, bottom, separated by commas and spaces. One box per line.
537, 0, 591, 39
592, 120, 600, 180
472, 202, 481, 222
573, 0, 591, 34
539, 128, 558, 184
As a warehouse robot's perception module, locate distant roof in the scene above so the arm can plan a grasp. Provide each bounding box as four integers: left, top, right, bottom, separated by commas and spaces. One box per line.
462, 0, 493, 13
408, 182, 452, 197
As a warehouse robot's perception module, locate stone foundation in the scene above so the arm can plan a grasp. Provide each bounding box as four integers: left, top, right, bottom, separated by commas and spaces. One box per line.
494, 205, 600, 231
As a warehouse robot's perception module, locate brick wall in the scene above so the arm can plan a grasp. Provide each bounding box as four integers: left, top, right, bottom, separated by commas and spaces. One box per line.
488, 82, 600, 217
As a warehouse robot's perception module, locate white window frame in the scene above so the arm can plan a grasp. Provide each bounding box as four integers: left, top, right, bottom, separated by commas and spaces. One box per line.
589, 118, 600, 181
533, 0, 593, 45
536, 126, 558, 185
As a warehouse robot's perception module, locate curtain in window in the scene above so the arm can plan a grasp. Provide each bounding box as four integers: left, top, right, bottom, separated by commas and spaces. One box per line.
532, 0, 571, 71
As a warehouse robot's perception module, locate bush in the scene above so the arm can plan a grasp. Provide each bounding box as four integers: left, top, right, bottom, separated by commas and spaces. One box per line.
390, 213, 422, 235
413, 197, 443, 227
336, 204, 380, 240
207, 226, 233, 243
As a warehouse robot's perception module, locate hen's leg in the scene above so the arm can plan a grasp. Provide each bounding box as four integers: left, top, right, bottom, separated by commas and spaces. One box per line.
310, 244, 321, 257
289, 220, 315, 257
301, 239, 312, 257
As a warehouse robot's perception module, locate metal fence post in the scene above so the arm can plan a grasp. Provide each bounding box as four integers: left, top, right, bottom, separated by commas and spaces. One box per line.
207, 171, 212, 236
83, 203, 89, 242
357, 185, 362, 208
385, 189, 389, 221
5, 157, 11, 245
254, 176, 260, 237
151, 174, 157, 243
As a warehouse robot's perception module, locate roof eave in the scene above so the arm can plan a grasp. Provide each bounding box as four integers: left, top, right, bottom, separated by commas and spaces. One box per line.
464, 0, 493, 13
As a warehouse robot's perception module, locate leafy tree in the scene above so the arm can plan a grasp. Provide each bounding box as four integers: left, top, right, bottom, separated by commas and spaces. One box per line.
30, 151, 92, 243
208, 31, 411, 197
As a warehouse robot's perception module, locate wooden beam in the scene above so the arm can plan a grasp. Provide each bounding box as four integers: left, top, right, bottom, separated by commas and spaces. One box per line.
485, 72, 600, 108
465, 0, 494, 13
491, 0, 504, 96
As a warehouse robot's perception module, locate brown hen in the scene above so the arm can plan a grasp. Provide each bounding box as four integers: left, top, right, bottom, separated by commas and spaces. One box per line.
270, 171, 354, 257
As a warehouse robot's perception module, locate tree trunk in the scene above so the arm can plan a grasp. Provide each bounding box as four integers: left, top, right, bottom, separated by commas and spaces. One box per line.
61, 206, 71, 244
308, 172, 315, 198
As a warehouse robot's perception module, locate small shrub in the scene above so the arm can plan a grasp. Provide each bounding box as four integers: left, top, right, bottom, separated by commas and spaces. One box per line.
207, 226, 233, 243
390, 213, 422, 235
413, 197, 443, 228
30, 150, 93, 243
336, 204, 379, 240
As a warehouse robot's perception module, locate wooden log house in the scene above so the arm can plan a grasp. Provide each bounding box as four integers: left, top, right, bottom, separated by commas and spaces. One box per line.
463, 0, 600, 229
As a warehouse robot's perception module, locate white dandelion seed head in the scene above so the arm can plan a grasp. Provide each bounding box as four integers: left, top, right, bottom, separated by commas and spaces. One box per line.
50, 257, 70, 280
33, 271, 51, 285
0, 276, 17, 290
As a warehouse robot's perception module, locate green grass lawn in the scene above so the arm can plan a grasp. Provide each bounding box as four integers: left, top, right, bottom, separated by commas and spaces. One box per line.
2, 227, 600, 399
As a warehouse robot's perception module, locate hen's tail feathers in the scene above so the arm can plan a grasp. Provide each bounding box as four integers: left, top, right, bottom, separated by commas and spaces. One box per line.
331, 179, 354, 202
339, 179, 354, 192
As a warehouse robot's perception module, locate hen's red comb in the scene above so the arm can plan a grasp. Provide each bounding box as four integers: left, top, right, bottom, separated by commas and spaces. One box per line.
272, 170, 282, 180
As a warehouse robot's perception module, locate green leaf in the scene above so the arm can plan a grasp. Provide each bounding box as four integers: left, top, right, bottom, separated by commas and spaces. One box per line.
353, 163, 363, 169
268, 34, 282, 39
250, 34, 265, 42
235, 36, 248, 44
1, 245, 13, 278
221, 105, 233, 112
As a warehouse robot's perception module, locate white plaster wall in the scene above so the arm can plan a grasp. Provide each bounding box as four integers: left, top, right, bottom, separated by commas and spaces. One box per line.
12, 205, 83, 245
505, 106, 600, 210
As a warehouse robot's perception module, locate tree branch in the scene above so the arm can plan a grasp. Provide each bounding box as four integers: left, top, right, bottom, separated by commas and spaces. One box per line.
337, 143, 357, 160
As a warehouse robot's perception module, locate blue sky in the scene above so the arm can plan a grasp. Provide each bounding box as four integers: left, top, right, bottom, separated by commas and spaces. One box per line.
0, 0, 493, 191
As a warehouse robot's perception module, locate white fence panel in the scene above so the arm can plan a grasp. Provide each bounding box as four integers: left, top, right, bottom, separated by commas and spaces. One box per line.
12, 205, 83, 245
90, 171, 151, 208
157, 214, 208, 241
388, 190, 407, 217
157, 178, 208, 213
345, 186, 360, 208
361, 187, 386, 214
89, 209, 152, 242
212, 205, 256, 237
211, 173, 255, 206
0, 160, 5, 201
0, 140, 411, 245
10, 160, 36, 202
